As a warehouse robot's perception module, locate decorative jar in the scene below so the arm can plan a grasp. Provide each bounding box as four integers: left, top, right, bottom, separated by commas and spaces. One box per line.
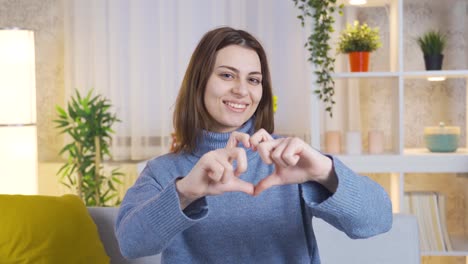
424, 122, 460, 152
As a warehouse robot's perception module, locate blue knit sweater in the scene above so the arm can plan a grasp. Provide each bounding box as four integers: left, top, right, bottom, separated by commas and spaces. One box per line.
115, 119, 392, 263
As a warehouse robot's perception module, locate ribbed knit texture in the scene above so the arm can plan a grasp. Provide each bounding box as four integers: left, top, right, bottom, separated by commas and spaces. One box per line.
115, 118, 393, 263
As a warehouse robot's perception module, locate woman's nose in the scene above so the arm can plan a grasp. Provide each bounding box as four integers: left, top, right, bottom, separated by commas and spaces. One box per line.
232, 80, 248, 96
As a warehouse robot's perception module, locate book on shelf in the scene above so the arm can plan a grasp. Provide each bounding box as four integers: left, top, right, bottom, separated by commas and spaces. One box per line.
403, 191, 453, 252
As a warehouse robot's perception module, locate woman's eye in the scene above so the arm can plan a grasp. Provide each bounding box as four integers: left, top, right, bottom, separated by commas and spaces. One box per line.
220, 73, 234, 79
249, 78, 261, 85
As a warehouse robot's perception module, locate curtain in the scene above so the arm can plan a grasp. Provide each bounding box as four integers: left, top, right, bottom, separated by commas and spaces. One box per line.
64, 0, 312, 161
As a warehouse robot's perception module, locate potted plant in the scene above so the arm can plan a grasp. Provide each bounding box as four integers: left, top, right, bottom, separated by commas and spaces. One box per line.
293, 0, 344, 117
54, 90, 124, 206
337, 20, 382, 72
416, 30, 447, 70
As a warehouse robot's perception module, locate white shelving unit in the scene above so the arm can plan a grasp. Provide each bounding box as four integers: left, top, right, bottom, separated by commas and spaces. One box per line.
336, 149, 468, 173
404, 70, 468, 79
310, 0, 468, 260
331, 72, 399, 78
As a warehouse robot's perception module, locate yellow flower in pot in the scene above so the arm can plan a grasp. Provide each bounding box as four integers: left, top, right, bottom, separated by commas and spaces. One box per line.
337, 21, 382, 72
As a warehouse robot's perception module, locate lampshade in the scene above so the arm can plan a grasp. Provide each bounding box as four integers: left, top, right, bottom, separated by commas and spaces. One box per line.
0, 29, 36, 125
0, 29, 37, 194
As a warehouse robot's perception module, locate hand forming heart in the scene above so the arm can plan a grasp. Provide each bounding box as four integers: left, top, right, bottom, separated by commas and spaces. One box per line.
226, 130, 336, 196
175, 129, 337, 209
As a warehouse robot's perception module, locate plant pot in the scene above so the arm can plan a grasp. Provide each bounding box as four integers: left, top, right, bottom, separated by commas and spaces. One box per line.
424, 54, 443, 70
348, 51, 370, 72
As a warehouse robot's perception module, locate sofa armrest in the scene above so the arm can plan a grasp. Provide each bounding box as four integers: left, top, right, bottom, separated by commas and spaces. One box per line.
88, 207, 161, 264
313, 213, 420, 264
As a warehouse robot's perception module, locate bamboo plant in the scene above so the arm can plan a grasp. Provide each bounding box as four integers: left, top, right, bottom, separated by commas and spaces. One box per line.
54, 90, 123, 206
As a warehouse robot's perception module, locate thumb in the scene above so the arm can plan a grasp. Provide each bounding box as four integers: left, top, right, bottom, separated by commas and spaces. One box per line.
254, 174, 282, 196
226, 177, 254, 196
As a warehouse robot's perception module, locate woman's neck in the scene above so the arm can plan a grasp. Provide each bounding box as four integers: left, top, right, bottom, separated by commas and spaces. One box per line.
192, 118, 255, 158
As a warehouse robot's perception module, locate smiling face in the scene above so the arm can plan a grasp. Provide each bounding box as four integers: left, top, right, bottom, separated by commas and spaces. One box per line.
204, 45, 263, 133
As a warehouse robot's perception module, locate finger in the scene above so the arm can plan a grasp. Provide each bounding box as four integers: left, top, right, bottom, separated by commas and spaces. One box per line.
207, 162, 225, 182
215, 156, 235, 184
226, 131, 250, 149
281, 137, 302, 166
256, 139, 282, 164
224, 147, 248, 176
270, 137, 291, 168
250, 128, 274, 150
223, 177, 254, 196
254, 174, 282, 196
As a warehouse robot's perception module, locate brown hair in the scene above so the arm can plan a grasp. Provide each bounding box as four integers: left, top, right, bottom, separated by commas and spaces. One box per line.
172, 27, 274, 153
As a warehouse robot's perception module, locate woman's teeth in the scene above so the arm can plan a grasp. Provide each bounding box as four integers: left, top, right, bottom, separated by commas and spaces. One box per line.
225, 102, 247, 109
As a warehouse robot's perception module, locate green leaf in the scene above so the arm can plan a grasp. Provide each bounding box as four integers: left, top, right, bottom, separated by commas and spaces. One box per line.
56, 106, 68, 118
112, 177, 123, 185
103, 193, 118, 203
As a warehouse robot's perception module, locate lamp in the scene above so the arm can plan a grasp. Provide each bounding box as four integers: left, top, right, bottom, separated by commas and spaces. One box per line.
0, 28, 37, 194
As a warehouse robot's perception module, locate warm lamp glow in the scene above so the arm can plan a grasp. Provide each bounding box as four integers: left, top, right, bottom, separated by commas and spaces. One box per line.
0, 127, 37, 194
0, 29, 36, 125
349, 0, 367, 5
0, 29, 37, 194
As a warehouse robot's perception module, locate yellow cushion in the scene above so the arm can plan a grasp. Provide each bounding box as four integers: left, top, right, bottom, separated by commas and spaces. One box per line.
0, 194, 109, 264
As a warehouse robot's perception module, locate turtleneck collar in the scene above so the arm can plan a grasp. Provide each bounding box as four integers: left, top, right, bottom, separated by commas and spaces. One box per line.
192, 118, 256, 158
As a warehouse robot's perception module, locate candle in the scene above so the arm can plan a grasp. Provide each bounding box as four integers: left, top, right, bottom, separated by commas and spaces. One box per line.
325, 131, 341, 154
368, 130, 384, 154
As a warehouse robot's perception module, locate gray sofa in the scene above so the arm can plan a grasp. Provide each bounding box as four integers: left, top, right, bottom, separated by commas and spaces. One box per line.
88, 207, 420, 264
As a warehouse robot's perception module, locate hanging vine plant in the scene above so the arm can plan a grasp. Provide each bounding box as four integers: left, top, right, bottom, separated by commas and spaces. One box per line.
293, 0, 343, 117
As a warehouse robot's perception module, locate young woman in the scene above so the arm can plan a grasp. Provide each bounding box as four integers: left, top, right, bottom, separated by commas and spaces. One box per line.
115, 27, 392, 264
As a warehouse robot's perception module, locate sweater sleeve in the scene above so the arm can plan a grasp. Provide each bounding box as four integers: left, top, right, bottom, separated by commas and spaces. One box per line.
115, 165, 208, 259
300, 156, 393, 239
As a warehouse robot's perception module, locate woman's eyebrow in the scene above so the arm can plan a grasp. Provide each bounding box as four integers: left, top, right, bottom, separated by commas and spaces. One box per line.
218, 65, 262, 75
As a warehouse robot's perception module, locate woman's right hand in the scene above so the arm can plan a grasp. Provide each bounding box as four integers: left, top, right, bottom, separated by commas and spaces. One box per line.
175, 136, 254, 209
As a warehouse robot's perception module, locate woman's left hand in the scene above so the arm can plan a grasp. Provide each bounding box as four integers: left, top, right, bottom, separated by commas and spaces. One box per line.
250, 133, 338, 196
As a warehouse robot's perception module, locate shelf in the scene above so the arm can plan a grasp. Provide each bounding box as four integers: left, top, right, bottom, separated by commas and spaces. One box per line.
403, 70, 468, 79
331, 70, 468, 80
335, 148, 468, 173
335, 153, 401, 173
421, 234, 468, 256
331, 71, 399, 79
404, 148, 468, 155
337, 0, 391, 7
